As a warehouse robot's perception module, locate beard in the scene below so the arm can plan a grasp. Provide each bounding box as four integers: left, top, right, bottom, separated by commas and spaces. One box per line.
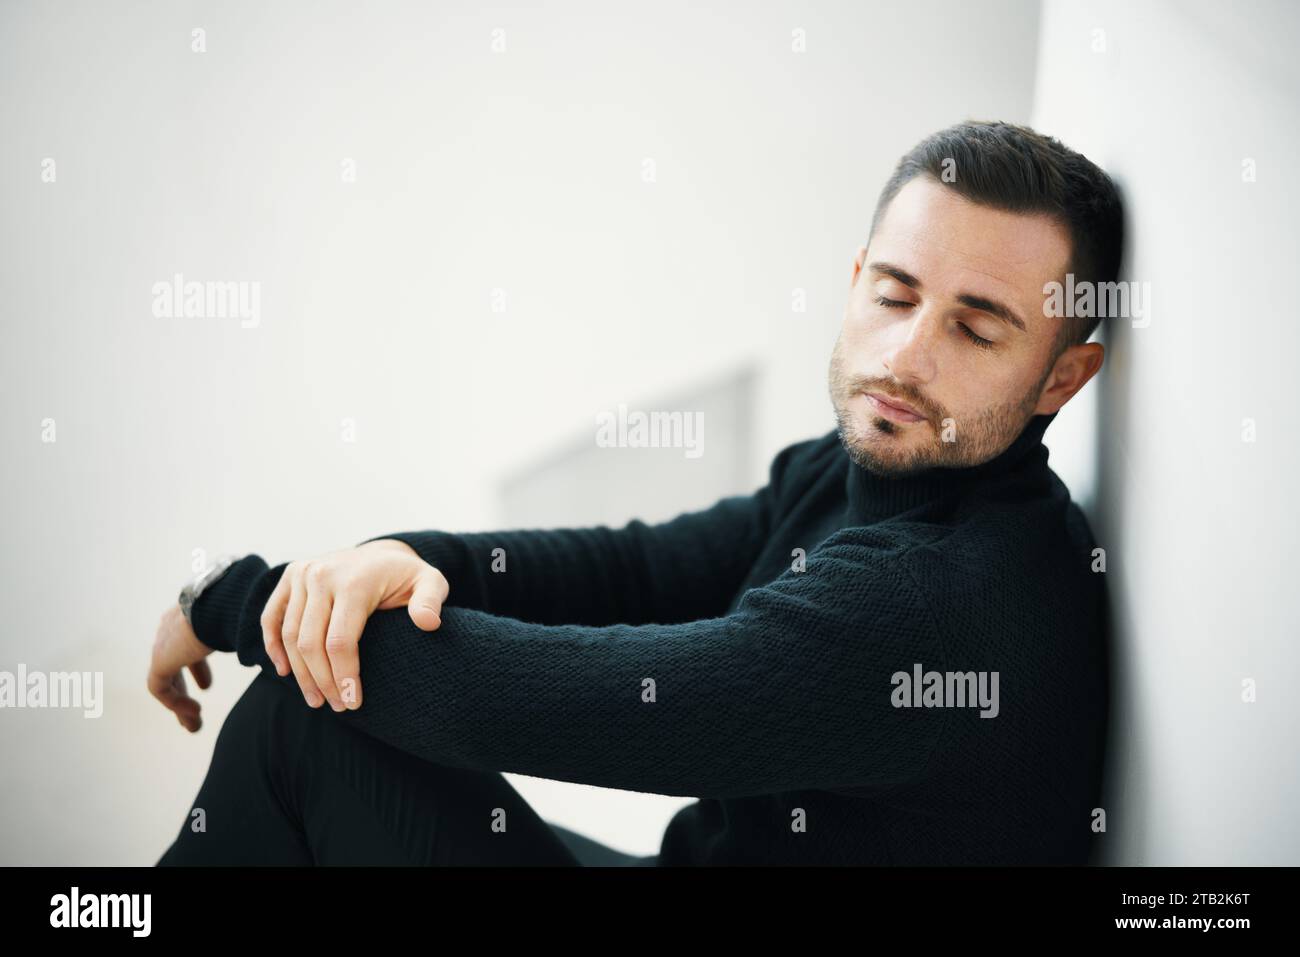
827, 337, 1049, 477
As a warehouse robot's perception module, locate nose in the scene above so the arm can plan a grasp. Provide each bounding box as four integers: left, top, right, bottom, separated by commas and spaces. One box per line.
881, 306, 940, 386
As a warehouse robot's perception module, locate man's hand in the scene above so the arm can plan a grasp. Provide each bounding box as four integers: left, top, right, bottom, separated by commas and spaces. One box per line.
147, 603, 215, 733
261, 539, 450, 712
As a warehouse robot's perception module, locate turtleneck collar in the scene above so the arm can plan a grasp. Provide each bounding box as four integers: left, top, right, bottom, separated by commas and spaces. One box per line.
844, 411, 1057, 523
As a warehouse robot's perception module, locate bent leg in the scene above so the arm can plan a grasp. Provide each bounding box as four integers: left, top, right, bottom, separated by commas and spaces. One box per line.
158, 669, 581, 866
156, 669, 313, 865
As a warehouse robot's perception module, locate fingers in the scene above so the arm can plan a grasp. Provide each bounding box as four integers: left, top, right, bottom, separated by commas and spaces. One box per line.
148, 605, 210, 733
255, 547, 425, 713
407, 565, 449, 631
325, 596, 367, 710
147, 667, 201, 732
188, 658, 212, 691
170, 672, 202, 731
260, 569, 293, 677
297, 566, 343, 711
280, 566, 325, 708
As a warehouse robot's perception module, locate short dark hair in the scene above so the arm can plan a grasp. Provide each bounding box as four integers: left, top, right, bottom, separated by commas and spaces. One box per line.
869, 120, 1124, 353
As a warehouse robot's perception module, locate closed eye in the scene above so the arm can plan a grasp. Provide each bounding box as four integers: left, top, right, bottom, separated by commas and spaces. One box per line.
957, 322, 995, 350
876, 295, 996, 351
873, 295, 911, 309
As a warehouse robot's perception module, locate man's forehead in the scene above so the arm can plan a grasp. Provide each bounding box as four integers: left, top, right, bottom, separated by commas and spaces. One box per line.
872, 177, 1071, 296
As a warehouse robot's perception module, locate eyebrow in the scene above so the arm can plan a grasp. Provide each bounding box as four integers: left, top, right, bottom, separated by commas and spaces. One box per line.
868, 261, 1027, 333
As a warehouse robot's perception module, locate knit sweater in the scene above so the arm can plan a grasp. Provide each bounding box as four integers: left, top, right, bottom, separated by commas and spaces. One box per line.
191, 410, 1108, 865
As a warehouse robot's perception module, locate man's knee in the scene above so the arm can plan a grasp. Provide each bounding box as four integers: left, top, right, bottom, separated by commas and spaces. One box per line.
214, 669, 313, 767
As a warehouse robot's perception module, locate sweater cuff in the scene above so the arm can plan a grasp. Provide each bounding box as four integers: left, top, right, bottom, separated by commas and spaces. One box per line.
190, 554, 271, 654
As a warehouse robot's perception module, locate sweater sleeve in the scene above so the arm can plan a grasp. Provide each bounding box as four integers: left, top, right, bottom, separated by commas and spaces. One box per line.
192, 525, 949, 800
187, 491, 767, 653
350, 436, 821, 627
355, 492, 771, 628
190, 432, 818, 652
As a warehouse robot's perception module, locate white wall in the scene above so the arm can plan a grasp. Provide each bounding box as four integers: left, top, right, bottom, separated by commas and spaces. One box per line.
0, 0, 1040, 862
1032, 0, 1300, 864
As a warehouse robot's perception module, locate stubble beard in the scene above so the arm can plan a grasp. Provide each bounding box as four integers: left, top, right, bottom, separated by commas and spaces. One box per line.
827, 341, 1048, 477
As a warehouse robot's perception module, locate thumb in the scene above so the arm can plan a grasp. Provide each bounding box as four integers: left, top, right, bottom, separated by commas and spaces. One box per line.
406, 566, 447, 631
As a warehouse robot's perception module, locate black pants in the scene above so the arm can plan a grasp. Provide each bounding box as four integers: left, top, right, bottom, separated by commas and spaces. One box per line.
157, 669, 657, 866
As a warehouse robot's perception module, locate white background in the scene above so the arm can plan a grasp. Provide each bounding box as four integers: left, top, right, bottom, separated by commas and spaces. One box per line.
1, 0, 1294, 864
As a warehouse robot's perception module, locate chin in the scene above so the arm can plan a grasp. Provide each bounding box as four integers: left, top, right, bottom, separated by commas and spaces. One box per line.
837, 412, 932, 476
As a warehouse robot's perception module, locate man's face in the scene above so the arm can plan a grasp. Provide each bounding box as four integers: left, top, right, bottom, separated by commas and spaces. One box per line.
829, 175, 1075, 476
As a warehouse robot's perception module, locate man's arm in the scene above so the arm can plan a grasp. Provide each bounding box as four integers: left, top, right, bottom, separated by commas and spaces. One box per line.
193, 523, 949, 800
350, 434, 823, 628
358, 494, 765, 628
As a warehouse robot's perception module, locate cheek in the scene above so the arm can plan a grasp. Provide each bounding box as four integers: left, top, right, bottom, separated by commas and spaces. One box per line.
944, 350, 1035, 413
842, 309, 887, 351
841, 305, 872, 334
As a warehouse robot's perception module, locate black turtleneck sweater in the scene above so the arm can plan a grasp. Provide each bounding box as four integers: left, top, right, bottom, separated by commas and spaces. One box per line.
191, 411, 1108, 865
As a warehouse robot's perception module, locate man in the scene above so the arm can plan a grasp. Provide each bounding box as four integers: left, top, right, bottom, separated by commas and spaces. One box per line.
150, 120, 1121, 866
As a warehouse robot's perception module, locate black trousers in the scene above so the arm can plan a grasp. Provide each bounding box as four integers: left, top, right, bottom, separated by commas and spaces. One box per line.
157, 669, 658, 866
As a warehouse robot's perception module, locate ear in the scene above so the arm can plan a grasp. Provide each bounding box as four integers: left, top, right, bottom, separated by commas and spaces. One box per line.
1033, 342, 1104, 415
851, 245, 868, 289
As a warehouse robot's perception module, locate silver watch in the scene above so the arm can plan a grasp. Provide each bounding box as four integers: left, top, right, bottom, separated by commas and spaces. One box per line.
178, 553, 242, 626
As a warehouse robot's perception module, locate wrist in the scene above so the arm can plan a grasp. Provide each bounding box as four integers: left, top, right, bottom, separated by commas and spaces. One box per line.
180, 616, 215, 659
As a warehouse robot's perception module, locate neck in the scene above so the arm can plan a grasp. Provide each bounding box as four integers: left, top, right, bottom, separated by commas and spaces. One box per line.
844, 411, 1057, 523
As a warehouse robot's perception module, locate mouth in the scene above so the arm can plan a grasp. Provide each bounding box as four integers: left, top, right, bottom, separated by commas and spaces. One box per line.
863, 391, 926, 424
